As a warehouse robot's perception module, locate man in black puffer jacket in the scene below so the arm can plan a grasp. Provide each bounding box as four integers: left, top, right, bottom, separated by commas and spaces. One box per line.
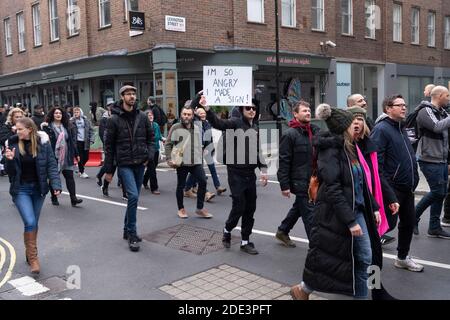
276, 101, 319, 246
104, 85, 154, 252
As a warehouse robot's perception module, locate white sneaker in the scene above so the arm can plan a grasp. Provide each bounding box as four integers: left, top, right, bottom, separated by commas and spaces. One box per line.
394, 256, 424, 272
441, 219, 450, 227
80, 172, 89, 179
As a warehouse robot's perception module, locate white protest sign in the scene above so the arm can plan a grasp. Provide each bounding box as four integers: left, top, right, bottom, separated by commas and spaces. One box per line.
203, 66, 253, 106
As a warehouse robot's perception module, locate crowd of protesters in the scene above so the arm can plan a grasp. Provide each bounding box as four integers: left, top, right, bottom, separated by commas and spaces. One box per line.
2, 83, 450, 301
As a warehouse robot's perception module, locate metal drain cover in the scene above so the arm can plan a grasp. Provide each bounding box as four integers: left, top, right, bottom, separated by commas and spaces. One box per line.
143, 224, 240, 255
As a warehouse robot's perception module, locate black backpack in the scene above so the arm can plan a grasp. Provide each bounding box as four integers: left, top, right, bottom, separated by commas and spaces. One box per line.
157, 105, 168, 127
405, 105, 427, 151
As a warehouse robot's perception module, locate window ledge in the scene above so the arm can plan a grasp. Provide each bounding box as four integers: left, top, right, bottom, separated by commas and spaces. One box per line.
427, 45, 436, 49
5, 53, 13, 57
98, 24, 112, 31
33, 44, 42, 48
281, 25, 298, 30
67, 33, 80, 39
341, 33, 355, 38
18, 49, 26, 54
311, 29, 326, 33
365, 36, 377, 41
411, 42, 421, 46
393, 41, 403, 44
247, 21, 267, 26
50, 39, 60, 44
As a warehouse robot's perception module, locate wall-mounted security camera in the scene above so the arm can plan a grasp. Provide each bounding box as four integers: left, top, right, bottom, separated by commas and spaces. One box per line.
325, 40, 336, 48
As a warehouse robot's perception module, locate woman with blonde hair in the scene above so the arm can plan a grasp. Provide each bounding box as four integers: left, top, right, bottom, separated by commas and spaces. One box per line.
0, 107, 25, 146
4, 117, 62, 274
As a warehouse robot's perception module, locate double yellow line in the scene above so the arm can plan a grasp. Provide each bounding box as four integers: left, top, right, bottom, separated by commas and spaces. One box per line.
0, 237, 16, 289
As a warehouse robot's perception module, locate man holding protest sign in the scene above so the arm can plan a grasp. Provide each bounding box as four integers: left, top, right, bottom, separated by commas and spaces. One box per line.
200, 95, 268, 255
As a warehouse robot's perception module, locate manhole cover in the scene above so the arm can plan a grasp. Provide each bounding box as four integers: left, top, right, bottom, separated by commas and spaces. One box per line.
143, 224, 240, 255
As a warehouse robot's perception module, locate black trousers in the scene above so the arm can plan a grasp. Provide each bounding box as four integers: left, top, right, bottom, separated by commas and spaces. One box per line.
50, 170, 77, 201
143, 151, 160, 191
76, 141, 89, 174
385, 188, 416, 260
225, 168, 257, 241
176, 165, 207, 210
443, 180, 450, 220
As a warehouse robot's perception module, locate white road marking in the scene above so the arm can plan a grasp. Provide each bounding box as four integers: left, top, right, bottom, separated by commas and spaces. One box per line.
0, 237, 16, 289
235, 227, 450, 270
8, 276, 50, 296
61, 192, 148, 211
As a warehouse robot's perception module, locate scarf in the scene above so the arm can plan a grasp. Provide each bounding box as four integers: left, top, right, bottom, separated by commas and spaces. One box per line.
289, 119, 316, 171
53, 124, 67, 172
356, 144, 389, 236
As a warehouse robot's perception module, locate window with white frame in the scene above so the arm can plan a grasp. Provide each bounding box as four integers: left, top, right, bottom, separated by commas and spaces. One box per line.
428, 11, 436, 47
49, 0, 59, 41
4, 18, 12, 55
99, 0, 111, 27
124, 0, 139, 21
32, 4, 41, 46
341, 0, 353, 35
365, 0, 376, 39
411, 8, 419, 44
445, 16, 450, 49
67, 0, 80, 36
393, 3, 402, 42
247, 0, 264, 23
311, 0, 324, 31
281, 0, 295, 27
17, 12, 25, 52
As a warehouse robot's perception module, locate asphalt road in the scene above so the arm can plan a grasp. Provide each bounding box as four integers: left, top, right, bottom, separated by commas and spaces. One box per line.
0, 165, 449, 300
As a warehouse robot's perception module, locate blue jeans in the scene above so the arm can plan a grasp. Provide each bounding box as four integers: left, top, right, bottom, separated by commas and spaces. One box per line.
278, 195, 314, 239
13, 183, 46, 232
416, 161, 448, 231
118, 165, 145, 235
353, 211, 372, 299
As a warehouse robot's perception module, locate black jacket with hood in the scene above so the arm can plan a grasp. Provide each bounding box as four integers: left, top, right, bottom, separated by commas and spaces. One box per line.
303, 132, 380, 296
104, 101, 154, 173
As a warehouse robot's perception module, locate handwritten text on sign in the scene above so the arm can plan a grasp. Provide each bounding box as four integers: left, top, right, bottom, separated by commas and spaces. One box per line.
203, 66, 253, 106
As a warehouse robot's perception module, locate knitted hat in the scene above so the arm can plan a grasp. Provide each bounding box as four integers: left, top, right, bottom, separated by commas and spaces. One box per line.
316, 103, 353, 135
347, 105, 367, 120
119, 85, 137, 96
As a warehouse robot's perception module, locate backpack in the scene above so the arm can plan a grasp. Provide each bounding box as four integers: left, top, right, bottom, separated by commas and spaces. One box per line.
405, 105, 427, 151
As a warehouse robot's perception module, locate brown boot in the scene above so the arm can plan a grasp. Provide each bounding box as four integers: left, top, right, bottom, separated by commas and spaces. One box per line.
24, 231, 40, 274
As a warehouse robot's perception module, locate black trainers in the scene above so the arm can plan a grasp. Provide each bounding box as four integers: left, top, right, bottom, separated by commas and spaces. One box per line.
122, 193, 128, 201
222, 232, 231, 248
71, 198, 83, 207
380, 234, 396, 246
427, 228, 450, 239
413, 225, 419, 235
240, 242, 258, 255
102, 186, 109, 197
96, 176, 103, 187
128, 234, 141, 252
123, 231, 142, 242
143, 184, 150, 190
275, 230, 296, 248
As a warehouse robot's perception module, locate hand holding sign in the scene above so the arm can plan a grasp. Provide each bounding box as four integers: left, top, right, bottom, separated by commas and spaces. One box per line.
203, 66, 253, 106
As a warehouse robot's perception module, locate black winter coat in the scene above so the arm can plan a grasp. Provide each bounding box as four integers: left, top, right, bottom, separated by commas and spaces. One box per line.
277, 124, 320, 195
303, 132, 380, 296
206, 110, 267, 174
104, 102, 154, 173
5, 133, 62, 196
0, 123, 14, 146
41, 122, 79, 167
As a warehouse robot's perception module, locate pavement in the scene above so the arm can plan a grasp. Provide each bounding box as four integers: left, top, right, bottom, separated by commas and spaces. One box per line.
0, 163, 449, 300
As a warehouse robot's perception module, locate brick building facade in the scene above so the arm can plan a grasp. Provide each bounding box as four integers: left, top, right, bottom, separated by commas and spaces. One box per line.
1, 0, 450, 123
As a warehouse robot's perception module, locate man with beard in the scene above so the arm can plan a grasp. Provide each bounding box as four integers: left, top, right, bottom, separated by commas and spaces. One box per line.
201, 96, 268, 255
104, 85, 155, 252
165, 105, 212, 219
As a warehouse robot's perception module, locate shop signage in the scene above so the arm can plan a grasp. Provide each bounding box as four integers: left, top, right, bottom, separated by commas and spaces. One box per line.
165, 15, 186, 32
203, 66, 253, 106
266, 56, 311, 66
129, 11, 145, 30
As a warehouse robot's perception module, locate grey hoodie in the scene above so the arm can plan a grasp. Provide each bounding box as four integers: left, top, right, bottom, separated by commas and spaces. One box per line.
416, 101, 450, 163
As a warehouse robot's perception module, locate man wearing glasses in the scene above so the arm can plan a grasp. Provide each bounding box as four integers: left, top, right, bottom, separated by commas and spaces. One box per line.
104, 85, 155, 252
414, 86, 450, 240
371, 94, 423, 272
201, 97, 268, 255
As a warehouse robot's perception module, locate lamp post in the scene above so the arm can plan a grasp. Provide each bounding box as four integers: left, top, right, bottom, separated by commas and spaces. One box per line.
275, 0, 282, 139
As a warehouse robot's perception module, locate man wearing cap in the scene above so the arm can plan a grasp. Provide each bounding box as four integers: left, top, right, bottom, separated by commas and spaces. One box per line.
104, 85, 155, 252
